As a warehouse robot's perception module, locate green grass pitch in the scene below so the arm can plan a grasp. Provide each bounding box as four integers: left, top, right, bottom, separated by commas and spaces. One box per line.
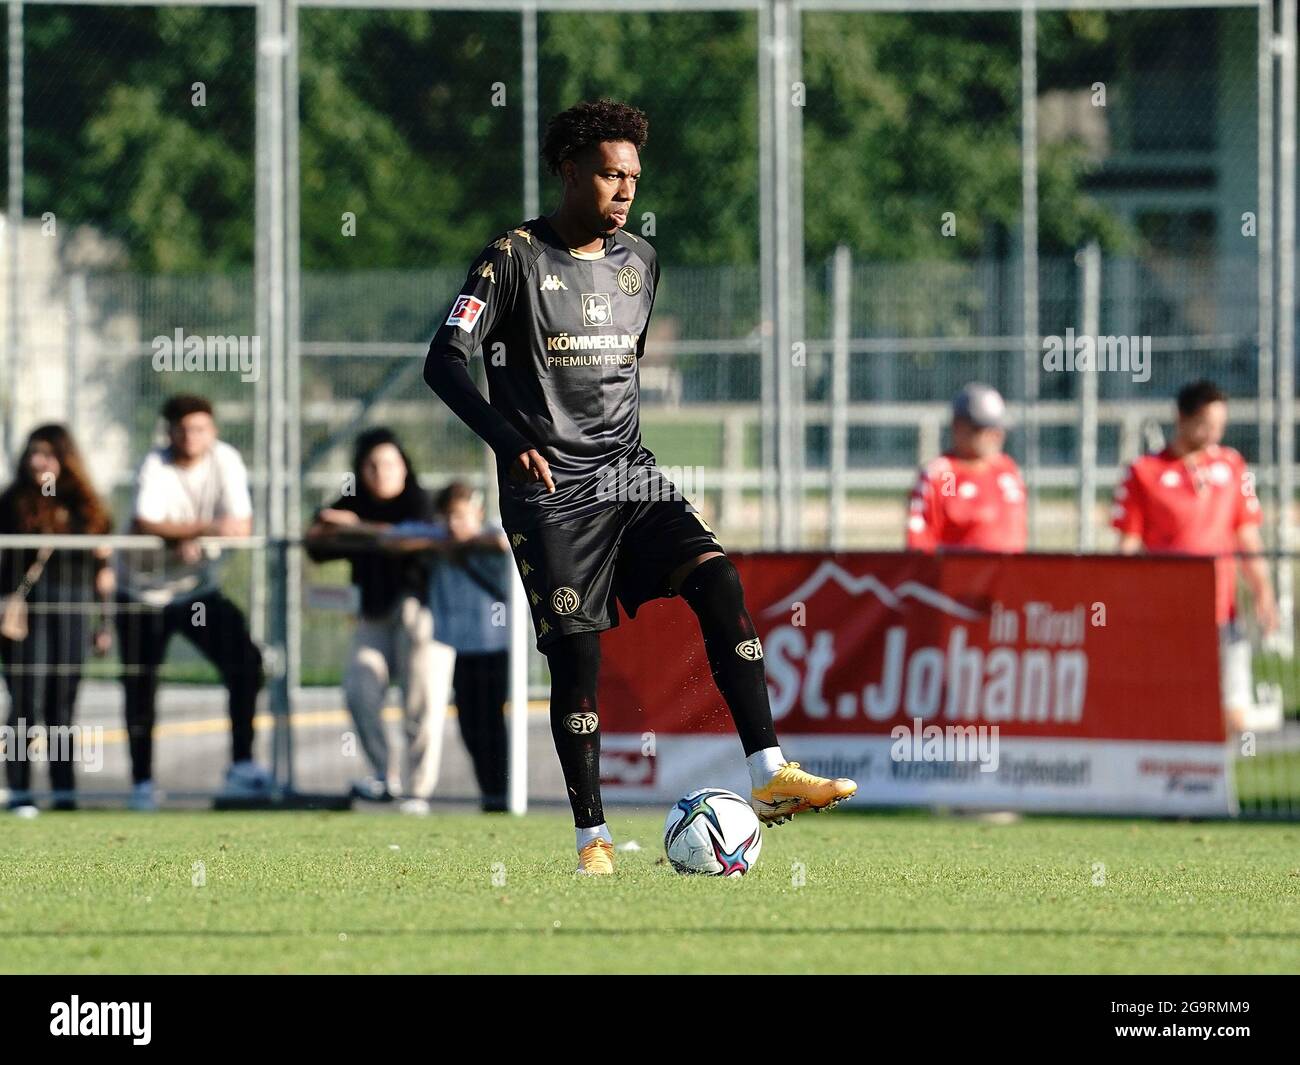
2, 810, 1298, 974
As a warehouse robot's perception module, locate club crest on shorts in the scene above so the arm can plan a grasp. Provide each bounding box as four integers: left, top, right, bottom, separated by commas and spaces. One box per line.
551, 587, 581, 615
735, 637, 763, 661
617, 266, 642, 296
564, 712, 599, 735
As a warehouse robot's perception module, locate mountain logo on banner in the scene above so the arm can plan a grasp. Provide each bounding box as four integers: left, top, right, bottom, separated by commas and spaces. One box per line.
759, 561, 982, 622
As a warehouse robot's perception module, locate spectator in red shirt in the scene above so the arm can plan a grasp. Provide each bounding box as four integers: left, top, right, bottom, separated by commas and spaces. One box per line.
1111, 379, 1276, 731
907, 383, 1027, 553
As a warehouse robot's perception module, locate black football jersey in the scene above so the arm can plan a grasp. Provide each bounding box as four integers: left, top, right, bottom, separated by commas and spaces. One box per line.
429, 215, 661, 529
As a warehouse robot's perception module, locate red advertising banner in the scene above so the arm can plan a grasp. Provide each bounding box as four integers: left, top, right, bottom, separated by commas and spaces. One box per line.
598, 553, 1233, 816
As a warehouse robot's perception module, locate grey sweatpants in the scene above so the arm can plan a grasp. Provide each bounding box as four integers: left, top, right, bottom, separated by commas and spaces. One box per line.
344, 595, 455, 800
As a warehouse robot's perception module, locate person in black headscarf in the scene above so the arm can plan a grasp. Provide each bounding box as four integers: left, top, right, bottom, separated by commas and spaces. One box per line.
305, 428, 455, 813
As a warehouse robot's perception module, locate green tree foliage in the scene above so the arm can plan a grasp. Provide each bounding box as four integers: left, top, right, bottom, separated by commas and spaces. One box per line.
16, 5, 1168, 272
299, 9, 521, 269
539, 11, 760, 266
25, 7, 256, 272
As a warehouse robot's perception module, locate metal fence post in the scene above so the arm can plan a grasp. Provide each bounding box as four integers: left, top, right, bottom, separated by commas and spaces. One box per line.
1259, 0, 1276, 543
257, 0, 294, 788
5, 1, 23, 464
1078, 242, 1101, 550
285, 0, 302, 699
1277, 0, 1296, 657
829, 245, 851, 550
507, 549, 529, 815
1021, 0, 1041, 546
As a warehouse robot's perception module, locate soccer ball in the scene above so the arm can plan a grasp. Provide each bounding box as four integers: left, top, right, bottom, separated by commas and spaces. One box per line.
663, 788, 763, 877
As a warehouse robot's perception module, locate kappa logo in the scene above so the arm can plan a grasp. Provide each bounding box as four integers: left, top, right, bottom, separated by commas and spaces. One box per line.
540, 274, 568, 292
736, 637, 764, 661
617, 266, 642, 296
552, 587, 581, 615
564, 711, 599, 735
582, 292, 613, 327
446, 294, 487, 333
474, 261, 496, 284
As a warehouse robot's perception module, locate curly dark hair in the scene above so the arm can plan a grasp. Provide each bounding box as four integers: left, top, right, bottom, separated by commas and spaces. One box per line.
161, 392, 214, 426
1177, 379, 1227, 417
541, 99, 648, 176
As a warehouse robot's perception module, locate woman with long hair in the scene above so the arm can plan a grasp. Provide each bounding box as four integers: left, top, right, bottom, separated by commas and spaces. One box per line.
0, 424, 114, 811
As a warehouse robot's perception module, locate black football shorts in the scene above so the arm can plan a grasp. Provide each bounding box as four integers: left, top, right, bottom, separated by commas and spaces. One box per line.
504, 491, 724, 652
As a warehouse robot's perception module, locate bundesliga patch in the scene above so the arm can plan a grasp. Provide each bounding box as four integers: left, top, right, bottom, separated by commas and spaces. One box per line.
446, 294, 487, 333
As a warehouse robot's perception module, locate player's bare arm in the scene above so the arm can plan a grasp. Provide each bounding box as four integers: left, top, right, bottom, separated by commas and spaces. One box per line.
1237, 524, 1278, 633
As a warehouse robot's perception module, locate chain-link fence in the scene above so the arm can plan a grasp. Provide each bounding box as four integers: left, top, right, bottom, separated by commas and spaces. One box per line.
1, 0, 1298, 814
4, 2, 1288, 543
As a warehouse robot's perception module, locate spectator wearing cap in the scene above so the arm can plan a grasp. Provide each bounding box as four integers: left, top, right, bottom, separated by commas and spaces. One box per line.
906, 383, 1027, 553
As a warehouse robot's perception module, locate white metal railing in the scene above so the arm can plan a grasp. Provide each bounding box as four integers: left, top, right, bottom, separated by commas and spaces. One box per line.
0, 534, 532, 812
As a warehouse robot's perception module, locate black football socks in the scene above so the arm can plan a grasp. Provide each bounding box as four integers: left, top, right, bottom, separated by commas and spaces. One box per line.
544, 631, 606, 829
678, 555, 780, 757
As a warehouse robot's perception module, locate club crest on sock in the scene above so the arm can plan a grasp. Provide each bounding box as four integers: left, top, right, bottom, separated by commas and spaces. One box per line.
564, 711, 599, 735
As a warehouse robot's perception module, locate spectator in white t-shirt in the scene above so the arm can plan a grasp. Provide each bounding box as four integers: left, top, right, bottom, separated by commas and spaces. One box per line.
115, 394, 267, 810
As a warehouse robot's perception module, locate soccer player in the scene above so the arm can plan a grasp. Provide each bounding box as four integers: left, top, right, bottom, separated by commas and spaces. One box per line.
906, 383, 1027, 553
1111, 379, 1277, 731
423, 99, 856, 874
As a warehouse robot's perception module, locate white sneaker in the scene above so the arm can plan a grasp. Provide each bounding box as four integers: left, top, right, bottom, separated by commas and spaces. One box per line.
350, 776, 392, 802
224, 761, 273, 796
10, 804, 39, 819
128, 780, 158, 812
399, 798, 430, 816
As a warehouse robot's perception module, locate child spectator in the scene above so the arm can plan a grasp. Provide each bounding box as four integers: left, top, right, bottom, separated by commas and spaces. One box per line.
429, 482, 511, 812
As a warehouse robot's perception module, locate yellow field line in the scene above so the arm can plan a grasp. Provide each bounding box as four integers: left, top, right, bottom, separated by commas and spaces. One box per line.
92, 700, 551, 747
